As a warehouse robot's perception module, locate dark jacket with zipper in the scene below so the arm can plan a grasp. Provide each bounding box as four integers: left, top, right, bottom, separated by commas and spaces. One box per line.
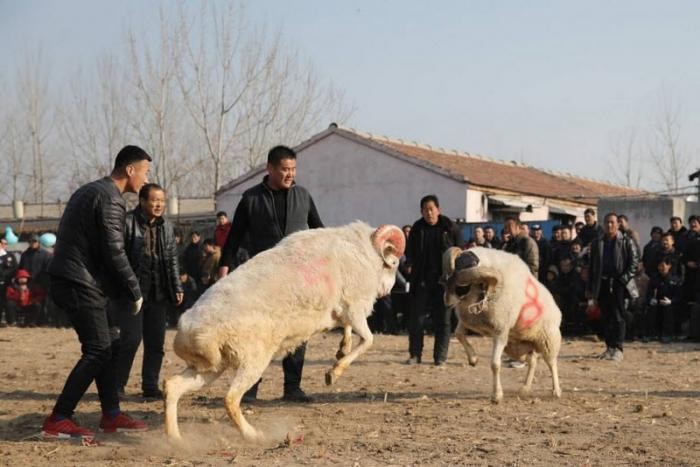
123, 206, 182, 303
48, 177, 141, 301
587, 231, 640, 300
405, 215, 462, 286
219, 176, 323, 267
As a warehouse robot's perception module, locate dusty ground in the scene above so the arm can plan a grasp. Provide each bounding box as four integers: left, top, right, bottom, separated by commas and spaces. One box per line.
0, 327, 698, 466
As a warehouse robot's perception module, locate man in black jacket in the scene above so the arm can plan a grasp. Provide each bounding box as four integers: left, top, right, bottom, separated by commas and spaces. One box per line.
42, 146, 151, 440
116, 183, 183, 400
218, 145, 323, 403
579, 208, 604, 248
404, 194, 462, 367
587, 212, 640, 362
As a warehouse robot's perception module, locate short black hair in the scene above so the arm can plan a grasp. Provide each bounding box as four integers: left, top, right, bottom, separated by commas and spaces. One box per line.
504, 216, 520, 225
420, 194, 439, 210
670, 216, 682, 223
114, 145, 152, 171
603, 212, 618, 222
190, 230, 200, 237
216, 211, 227, 218
584, 208, 596, 216
688, 215, 698, 223
202, 238, 216, 247
650, 226, 663, 235
575, 221, 584, 228
618, 214, 629, 222
138, 182, 164, 200
659, 255, 674, 265
661, 232, 674, 240
267, 145, 296, 165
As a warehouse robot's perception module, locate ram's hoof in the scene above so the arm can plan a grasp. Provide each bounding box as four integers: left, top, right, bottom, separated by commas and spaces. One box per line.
325, 371, 336, 386
335, 350, 345, 360
468, 357, 478, 367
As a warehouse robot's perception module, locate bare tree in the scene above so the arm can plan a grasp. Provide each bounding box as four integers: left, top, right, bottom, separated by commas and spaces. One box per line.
175, 1, 352, 194
0, 114, 31, 203
17, 48, 54, 209
127, 6, 197, 194
608, 127, 643, 188
60, 55, 132, 188
648, 89, 690, 192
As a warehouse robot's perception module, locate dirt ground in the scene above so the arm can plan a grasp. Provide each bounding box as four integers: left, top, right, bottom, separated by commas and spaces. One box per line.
0, 327, 698, 467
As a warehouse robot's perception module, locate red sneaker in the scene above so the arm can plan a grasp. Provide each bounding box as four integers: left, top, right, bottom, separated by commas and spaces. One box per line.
42, 415, 95, 440
99, 412, 148, 433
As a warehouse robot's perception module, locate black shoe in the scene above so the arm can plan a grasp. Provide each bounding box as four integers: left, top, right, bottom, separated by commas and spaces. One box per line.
282, 387, 314, 403
142, 389, 163, 400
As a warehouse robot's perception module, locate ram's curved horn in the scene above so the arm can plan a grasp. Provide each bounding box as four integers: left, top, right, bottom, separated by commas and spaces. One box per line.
371, 225, 405, 268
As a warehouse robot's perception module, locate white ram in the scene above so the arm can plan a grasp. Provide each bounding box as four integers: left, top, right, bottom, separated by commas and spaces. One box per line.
443, 247, 562, 403
164, 222, 405, 442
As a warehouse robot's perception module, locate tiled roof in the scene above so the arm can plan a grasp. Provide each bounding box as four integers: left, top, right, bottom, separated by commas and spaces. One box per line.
326, 125, 645, 204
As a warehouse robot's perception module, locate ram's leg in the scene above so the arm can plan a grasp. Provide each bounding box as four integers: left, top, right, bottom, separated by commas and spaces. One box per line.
490, 334, 508, 403
164, 367, 222, 440
326, 317, 373, 385
519, 352, 538, 396
223, 355, 274, 442
336, 324, 353, 360
454, 321, 478, 366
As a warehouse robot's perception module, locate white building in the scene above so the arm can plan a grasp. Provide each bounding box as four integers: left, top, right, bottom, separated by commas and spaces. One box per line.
216, 124, 644, 228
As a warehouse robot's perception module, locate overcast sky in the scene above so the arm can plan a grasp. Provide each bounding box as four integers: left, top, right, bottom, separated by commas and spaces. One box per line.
2, 0, 699, 192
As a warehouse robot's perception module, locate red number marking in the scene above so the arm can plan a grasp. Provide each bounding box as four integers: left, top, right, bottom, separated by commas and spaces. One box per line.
518, 276, 544, 329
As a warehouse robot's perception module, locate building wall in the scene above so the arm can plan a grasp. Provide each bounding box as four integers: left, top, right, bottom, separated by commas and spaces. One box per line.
598, 197, 687, 243
217, 133, 469, 227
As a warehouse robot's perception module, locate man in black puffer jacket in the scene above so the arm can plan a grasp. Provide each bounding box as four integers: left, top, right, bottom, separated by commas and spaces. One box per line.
115, 183, 183, 400
404, 194, 462, 367
42, 146, 151, 440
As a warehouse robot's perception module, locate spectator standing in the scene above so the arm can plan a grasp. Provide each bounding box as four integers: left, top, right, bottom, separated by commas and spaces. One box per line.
217, 145, 323, 403
484, 225, 502, 250
501, 216, 539, 276
682, 216, 700, 339
19, 233, 52, 325
214, 211, 232, 248
668, 216, 688, 254
587, 212, 640, 362
0, 248, 18, 325
652, 233, 684, 281
200, 239, 221, 289
642, 226, 664, 277
182, 231, 203, 290
532, 224, 551, 282
468, 226, 491, 249
579, 208, 604, 248
115, 183, 183, 399
404, 194, 461, 367
618, 214, 641, 250
41, 145, 150, 440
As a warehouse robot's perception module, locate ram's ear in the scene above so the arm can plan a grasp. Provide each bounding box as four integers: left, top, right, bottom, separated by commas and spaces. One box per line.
371, 225, 405, 268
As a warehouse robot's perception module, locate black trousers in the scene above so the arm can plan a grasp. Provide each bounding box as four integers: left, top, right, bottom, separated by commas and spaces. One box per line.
50, 277, 120, 417
115, 298, 168, 392
598, 279, 626, 351
245, 342, 307, 397
407, 282, 451, 363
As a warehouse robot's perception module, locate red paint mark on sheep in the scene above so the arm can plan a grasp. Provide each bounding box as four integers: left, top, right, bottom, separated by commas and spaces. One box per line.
518, 276, 544, 329
300, 258, 334, 295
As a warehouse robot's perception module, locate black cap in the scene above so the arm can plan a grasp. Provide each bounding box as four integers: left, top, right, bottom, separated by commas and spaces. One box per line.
28, 233, 39, 242
650, 226, 663, 235
532, 224, 542, 231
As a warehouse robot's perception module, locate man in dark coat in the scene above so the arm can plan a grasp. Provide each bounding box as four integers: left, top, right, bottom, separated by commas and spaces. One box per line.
587, 212, 640, 362
115, 183, 183, 399
41, 146, 151, 440
404, 194, 462, 367
218, 145, 323, 403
